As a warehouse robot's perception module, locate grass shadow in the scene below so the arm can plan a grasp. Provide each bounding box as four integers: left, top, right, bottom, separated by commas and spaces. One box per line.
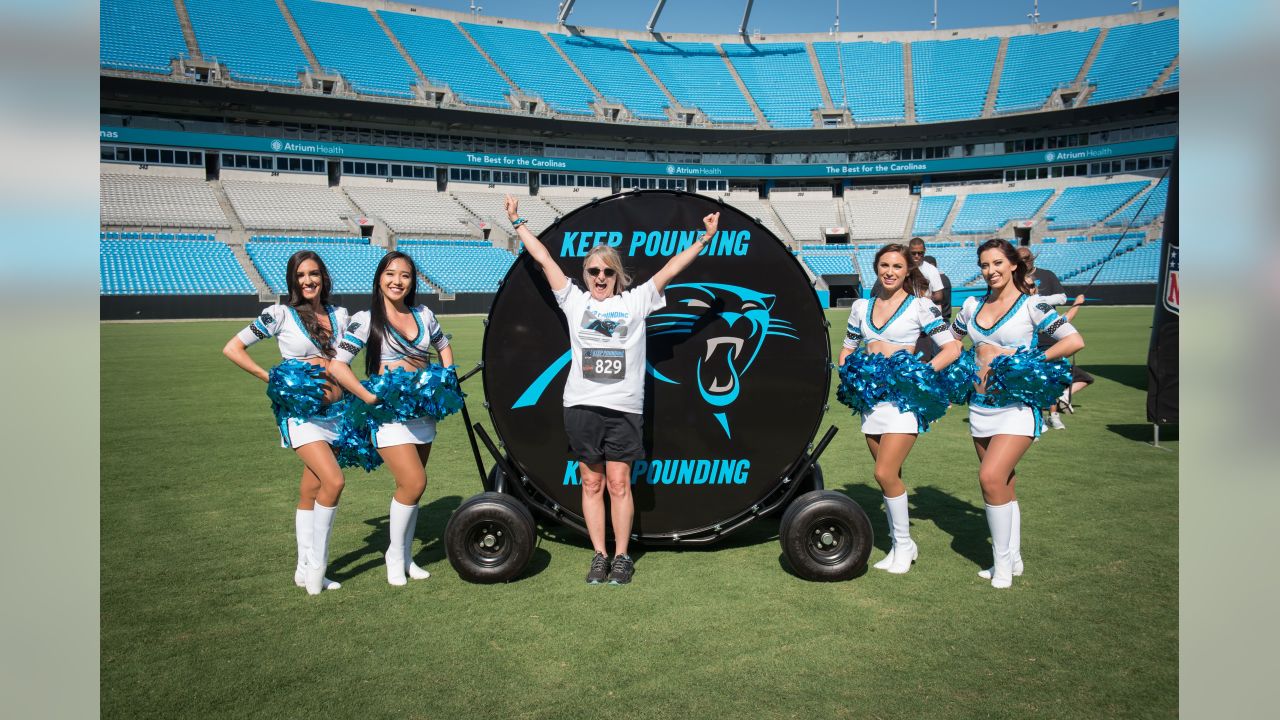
775, 552, 870, 582
1086, 364, 1148, 392
328, 494, 463, 582
1108, 423, 1178, 443
910, 485, 990, 569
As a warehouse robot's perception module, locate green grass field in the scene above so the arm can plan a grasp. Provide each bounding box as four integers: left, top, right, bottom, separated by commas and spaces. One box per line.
101, 306, 1176, 719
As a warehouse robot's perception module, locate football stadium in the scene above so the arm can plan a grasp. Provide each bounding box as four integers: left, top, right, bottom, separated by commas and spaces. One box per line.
100, 1, 1179, 716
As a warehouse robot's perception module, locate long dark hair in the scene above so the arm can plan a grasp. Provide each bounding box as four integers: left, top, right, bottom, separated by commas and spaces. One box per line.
366, 251, 434, 376
285, 250, 335, 358
874, 243, 928, 298
976, 238, 1034, 295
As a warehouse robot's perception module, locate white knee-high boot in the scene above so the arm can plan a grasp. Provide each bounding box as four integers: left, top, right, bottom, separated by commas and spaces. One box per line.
883, 493, 917, 574
985, 501, 1014, 589
305, 503, 338, 596
873, 499, 896, 570
295, 509, 341, 591
405, 504, 431, 581
979, 500, 1024, 579
387, 499, 414, 586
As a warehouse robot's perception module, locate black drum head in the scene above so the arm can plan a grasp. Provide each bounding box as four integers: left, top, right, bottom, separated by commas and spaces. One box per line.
482, 190, 830, 541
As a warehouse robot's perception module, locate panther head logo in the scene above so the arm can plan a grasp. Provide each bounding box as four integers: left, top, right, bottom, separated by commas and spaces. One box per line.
647, 283, 797, 437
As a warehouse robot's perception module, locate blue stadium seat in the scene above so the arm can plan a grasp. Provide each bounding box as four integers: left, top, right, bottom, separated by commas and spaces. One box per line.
1086, 19, 1179, 104
100, 0, 189, 74
1107, 178, 1169, 227
1043, 181, 1148, 230
247, 240, 392, 294
912, 195, 955, 236
911, 38, 1000, 122
550, 33, 669, 121
186, 0, 309, 86
722, 43, 823, 129
1088, 242, 1162, 284
462, 23, 596, 116
100, 238, 254, 295
812, 41, 905, 123
378, 12, 512, 108
399, 239, 516, 293
629, 41, 757, 124
995, 29, 1099, 113
950, 189, 1053, 234
285, 0, 417, 98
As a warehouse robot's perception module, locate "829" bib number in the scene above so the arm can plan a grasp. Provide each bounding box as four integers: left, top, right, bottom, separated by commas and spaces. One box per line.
581, 348, 625, 382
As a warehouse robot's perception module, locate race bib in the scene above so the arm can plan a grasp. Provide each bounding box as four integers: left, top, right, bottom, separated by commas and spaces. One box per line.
581, 348, 625, 382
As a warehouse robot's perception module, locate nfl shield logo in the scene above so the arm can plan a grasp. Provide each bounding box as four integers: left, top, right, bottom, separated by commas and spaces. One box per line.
1162, 245, 1179, 315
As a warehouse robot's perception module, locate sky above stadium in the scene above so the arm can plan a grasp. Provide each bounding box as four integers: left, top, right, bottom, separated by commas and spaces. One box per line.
406, 0, 1178, 34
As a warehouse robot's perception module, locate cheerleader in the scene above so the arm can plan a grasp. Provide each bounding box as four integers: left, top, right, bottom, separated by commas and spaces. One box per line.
838, 243, 962, 574
222, 250, 348, 595
327, 252, 454, 587
950, 239, 1085, 588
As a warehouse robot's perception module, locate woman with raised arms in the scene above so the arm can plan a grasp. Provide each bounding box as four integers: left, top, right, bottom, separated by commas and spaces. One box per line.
950, 239, 1085, 588
838, 243, 962, 574
503, 194, 717, 585
327, 252, 454, 587
222, 250, 348, 596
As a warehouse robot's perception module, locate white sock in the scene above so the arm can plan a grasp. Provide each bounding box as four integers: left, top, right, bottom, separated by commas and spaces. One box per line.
295, 508, 311, 580
387, 499, 413, 586
1010, 500, 1023, 574
295, 508, 341, 590
979, 500, 1023, 580
306, 503, 338, 596
985, 501, 1014, 589
873, 499, 896, 570
405, 504, 430, 581
884, 493, 917, 574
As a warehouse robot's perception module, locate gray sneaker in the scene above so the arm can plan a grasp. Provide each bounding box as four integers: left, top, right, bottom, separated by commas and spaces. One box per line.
607, 554, 634, 585
586, 552, 610, 584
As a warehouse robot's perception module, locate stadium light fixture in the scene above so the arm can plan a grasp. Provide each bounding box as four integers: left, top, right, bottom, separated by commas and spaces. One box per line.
1028, 0, 1040, 25
931, 0, 938, 30
829, 0, 840, 35
469, 0, 482, 19
1131, 0, 1143, 11
557, 0, 576, 25
647, 0, 668, 33
738, 0, 755, 36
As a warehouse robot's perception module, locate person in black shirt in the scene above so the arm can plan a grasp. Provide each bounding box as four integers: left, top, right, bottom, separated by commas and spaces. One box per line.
1018, 246, 1090, 430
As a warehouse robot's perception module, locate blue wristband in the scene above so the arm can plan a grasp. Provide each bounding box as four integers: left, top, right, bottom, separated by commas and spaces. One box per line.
511, 217, 527, 229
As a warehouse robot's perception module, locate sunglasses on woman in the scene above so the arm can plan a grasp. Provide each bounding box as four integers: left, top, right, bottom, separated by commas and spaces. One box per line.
586, 267, 616, 278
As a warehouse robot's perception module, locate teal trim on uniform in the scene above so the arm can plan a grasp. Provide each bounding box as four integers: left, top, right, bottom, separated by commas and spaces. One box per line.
866, 294, 914, 334
388, 307, 425, 349
101, 126, 1177, 180
922, 319, 944, 334
285, 304, 338, 352
972, 293, 1028, 335
1035, 311, 1062, 332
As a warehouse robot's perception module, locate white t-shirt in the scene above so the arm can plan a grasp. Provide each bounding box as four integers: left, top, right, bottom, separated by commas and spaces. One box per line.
553, 279, 666, 415
918, 261, 944, 294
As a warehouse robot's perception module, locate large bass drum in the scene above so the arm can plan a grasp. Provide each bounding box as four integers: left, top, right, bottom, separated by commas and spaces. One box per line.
481, 190, 831, 543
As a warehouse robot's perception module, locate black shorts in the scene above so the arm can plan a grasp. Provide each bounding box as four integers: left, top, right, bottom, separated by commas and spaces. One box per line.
564, 405, 644, 465
1071, 366, 1095, 385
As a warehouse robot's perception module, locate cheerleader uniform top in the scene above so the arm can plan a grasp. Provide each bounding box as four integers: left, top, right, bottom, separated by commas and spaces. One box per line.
237, 303, 348, 360
950, 293, 1078, 351
843, 294, 952, 351
334, 306, 450, 369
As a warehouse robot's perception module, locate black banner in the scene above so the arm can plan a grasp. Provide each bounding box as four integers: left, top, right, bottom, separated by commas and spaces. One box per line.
1147, 144, 1178, 424
482, 191, 830, 540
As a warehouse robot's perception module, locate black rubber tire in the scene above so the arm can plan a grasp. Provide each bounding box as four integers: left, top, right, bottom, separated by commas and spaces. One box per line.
445, 492, 536, 583
778, 490, 872, 582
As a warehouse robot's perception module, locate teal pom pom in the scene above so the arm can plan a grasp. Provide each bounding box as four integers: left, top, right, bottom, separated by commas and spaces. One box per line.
838, 351, 953, 431
935, 350, 980, 405
332, 364, 466, 472
267, 359, 327, 422
985, 348, 1072, 408
334, 400, 383, 472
